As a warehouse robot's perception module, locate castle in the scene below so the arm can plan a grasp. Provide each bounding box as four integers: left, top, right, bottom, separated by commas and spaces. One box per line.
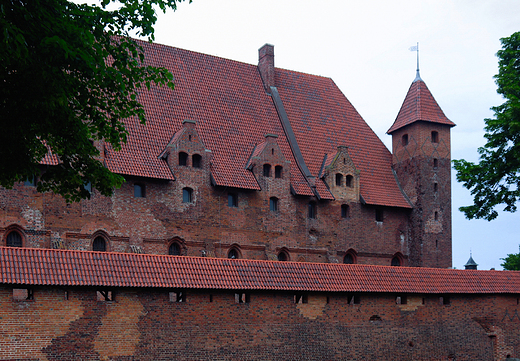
1, 41, 519, 360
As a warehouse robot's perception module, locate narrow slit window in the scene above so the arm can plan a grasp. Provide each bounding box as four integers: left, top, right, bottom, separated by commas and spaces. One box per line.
433, 158, 438, 168
431, 131, 439, 143
308, 202, 317, 219
434, 182, 438, 192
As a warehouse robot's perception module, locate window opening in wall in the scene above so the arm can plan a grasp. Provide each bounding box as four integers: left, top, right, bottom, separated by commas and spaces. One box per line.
294, 294, 308, 304
396, 295, 407, 305
375, 209, 384, 222
308, 202, 317, 219
228, 248, 239, 259
6, 231, 22, 247
97, 290, 113, 301
434, 211, 438, 221
24, 176, 36, 187
341, 204, 350, 219
13, 288, 33, 301
275, 165, 283, 178
434, 182, 438, 192
182, 187, 193, 203
263, 164, 271, 177
391, 256, 401, 267
228, 193, 238, 207
346, 175, 353, 188
347, 294, 361, 305
277, 251, 288, 262
343, 158, 346, 164
433, 158, 438, 168
169, 242, 181, 256
64, 290, 69, 300
93, 236, 107, 252
343, 253, 354, 264
169, 291, 186, 302
369, 315, 382, 322
270, 197, 279, 212
436, 239, 438, 249
209, 294, 213, 302
179, 152, 188, 166
271, 148, 274, 155
402, 134, 409, 146
431, 131, 439, 143
235, 292, 250, 303
192, 154, 202, 168
335, 173, 343, 186
134, 183, 145, 198
440, 296, 451, 305
188, 134, 192, 141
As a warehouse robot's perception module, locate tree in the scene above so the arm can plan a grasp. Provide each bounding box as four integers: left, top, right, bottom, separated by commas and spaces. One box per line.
501, 249, 520, 270
453, 32, 520, 221
0, 0, 188, 201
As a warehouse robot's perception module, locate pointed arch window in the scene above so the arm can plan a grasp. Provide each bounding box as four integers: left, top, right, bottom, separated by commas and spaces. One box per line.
277, 250, 289, 262
169, 242, 181, 256
228, 248, 240, 259
6, 231, 22, 247
93, 236, 107, 252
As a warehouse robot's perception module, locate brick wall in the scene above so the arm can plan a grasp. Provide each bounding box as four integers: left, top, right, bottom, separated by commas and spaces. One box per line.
1, 285, 519, 360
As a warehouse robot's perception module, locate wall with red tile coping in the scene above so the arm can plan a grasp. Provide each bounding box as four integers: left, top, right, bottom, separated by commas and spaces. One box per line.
1, 285, 519, 360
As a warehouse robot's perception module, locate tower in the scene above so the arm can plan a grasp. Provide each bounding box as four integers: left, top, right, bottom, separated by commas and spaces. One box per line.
388, 70, 455, 268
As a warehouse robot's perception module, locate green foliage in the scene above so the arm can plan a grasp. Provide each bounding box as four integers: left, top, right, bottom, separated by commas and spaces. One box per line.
453, 32, 520, 220
501, 251, 520, 270
0, 0, 187, 201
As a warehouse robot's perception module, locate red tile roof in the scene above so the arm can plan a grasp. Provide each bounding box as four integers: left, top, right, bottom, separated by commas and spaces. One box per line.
43, 40, 413, 207
387, 79, 455, 134
1, 247, 518, 294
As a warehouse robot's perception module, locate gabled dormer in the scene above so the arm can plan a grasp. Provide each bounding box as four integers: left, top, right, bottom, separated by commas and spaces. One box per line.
161, 119, 211, 173
246, 134, 291, 192
321, 146, 360, 202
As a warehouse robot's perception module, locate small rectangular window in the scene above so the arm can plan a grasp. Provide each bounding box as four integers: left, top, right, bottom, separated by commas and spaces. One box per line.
228, 193, 238, 207
169, 291, 186, 303
440, 296, 451, 305
308, 203, 316, 219
97, 290, 113, 302
376, 209, 384, 222
134, 184, 145, 198
294, 294, 308, 304
13, 288, 33, 301
235, 293, 250, 304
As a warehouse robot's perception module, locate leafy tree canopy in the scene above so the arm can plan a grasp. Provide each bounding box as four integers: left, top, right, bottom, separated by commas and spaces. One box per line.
0, 0, 188, 201
501, 249, 520, 270
453, 32, 520, 220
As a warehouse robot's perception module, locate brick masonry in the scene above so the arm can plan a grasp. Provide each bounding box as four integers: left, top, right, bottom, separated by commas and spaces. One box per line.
1, 285, 519, 360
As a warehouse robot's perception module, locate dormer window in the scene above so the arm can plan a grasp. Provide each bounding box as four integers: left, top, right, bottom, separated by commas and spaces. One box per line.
179, 152, 188, 166
275, 165, 283, 178
346, 175, 353, 188
263, 164, 271, 177
431, 131, 439, 143
192, 154, 202, 168
335, 174, 343, 186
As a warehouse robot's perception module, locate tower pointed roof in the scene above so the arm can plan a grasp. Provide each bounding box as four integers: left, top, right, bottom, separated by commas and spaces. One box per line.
464, 254, 478, 270
387, 77, 455, 134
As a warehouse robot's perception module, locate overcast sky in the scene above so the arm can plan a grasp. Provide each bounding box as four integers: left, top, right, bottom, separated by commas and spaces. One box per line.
145, 0, 520, 269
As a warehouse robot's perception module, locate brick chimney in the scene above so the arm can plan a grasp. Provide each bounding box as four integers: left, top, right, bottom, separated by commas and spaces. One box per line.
258, 44, 274, 93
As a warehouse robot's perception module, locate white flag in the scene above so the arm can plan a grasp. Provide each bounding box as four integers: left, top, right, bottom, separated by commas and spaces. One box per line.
409, 45, 418, 51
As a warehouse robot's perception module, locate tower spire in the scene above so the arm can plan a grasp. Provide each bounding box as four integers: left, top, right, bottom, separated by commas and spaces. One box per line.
409, 42, 422, 82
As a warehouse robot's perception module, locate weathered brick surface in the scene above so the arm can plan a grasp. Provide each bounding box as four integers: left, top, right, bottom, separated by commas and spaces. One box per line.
1, 286, 519, 360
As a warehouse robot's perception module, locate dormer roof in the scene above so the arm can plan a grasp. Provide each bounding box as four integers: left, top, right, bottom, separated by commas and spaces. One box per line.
387, 78, 455, 134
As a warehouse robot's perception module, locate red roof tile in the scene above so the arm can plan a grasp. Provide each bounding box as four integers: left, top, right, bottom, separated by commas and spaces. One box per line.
388, 79, 455, 134
1, 247, 518, 294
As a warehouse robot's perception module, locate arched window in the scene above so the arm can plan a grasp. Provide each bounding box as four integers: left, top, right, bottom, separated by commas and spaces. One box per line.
391, 255, 402, 267
308, 202, 317, 219
6, 231, 22, 247
275, 165, 283, 178
278, 250, 289, 262
192, 154, 202, 168
169, 242, 181, 256
228, 248, 239, 259
263, 164, 271, 177
431, 131, 439, 143
179, 152, 188, 166
270, 197, 279, 212
182, 187, 193, 203
335, 173, 343, 186
92, 236, 107, 252
402, 134, 408, 146
341, 204, 350, 218
343, 253, 354, 264
346, 175, 353, 188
